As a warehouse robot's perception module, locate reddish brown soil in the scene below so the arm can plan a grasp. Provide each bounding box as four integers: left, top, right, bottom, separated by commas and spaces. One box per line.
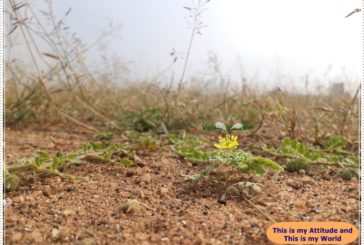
5, 125, 93, 164
5, 126, 360, 245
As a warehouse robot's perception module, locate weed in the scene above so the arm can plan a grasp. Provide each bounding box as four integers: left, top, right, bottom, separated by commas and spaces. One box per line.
175, 146, 211, 165
172, 133, 283, 180
263, 137, 359, 172
138, 136, 159, 150
179, 0, 210, 90
340, 168, 357, 181
171, 133, 211, 164
125, 108, 163, 132
6, 139, 140, 192
95, 131, 115, 141
285, 159, 310, 173
5, 165, 20, 192
125, 130, 143, 142
323, 134, 350, 154
80, 141, 138, 166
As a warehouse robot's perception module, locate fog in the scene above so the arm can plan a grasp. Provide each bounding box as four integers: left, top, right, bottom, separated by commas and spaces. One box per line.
7, 0, 362, 92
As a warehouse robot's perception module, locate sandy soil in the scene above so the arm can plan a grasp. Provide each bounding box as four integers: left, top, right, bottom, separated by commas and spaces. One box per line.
4, 126, 360, 245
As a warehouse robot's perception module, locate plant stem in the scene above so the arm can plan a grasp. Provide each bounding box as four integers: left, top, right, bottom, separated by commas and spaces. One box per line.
178, 16, 197, 91
242, 196, 276, 223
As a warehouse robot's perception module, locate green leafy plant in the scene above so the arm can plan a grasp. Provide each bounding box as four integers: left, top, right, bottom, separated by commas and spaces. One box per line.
5, 165, 20, 192
6, 140, 138, 192
126, 108, 163, 132
138, 136, 159, 150
80, 141, 138, 166
171, 133, 211, 164
187, 150, 283, 180
263, 137, 359, 171
285, 159, 310, 173
340, 168, 357, 181
263, 138, 324, 162
323, 135, 350, 155
172, 133, 283, 180
95, 131, 115, 141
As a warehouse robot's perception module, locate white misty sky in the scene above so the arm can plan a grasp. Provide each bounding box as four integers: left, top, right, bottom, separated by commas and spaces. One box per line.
10, 0, 362, 90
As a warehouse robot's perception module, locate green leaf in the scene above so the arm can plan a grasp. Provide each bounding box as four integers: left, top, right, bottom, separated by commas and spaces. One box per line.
253, 157, 284, 172
66, 153, 84, 164
95, 131, 114, 141
34, 151, 49, 167
264, 138, 358, 169
5, 171, 20, 192
188, 163, 215, 180
167, 134, 179, 144
119, 158, 134, 167
139, 136, 158, 150
51, 154, 66, 170
252, 164, 265, 175
324, 135, 348, 151
172, 133, 283, 179
235, 160, 249, 171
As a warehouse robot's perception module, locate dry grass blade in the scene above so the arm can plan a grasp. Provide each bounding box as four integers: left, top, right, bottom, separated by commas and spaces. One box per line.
345, 8, 361, 18
338, 84, 360, 135
242, 196, 276, 223
42, 52, 60, 60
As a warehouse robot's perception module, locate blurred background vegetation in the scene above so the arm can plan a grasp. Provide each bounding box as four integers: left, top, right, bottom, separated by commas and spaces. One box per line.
5, 0, 360, 145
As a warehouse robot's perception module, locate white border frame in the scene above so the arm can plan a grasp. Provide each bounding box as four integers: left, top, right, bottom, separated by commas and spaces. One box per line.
0, 0, 4, 243
0, 3, 361, 245
361, 2, 363, 245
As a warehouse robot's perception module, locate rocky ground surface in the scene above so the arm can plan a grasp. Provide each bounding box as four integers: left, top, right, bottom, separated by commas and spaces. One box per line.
5, 126, 360, 245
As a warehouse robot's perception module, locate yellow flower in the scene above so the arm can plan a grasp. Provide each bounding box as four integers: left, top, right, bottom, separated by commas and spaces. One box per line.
214, 134, 239, 150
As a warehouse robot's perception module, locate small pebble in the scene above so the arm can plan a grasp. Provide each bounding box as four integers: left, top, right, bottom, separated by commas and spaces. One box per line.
298, 169, 306, 175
